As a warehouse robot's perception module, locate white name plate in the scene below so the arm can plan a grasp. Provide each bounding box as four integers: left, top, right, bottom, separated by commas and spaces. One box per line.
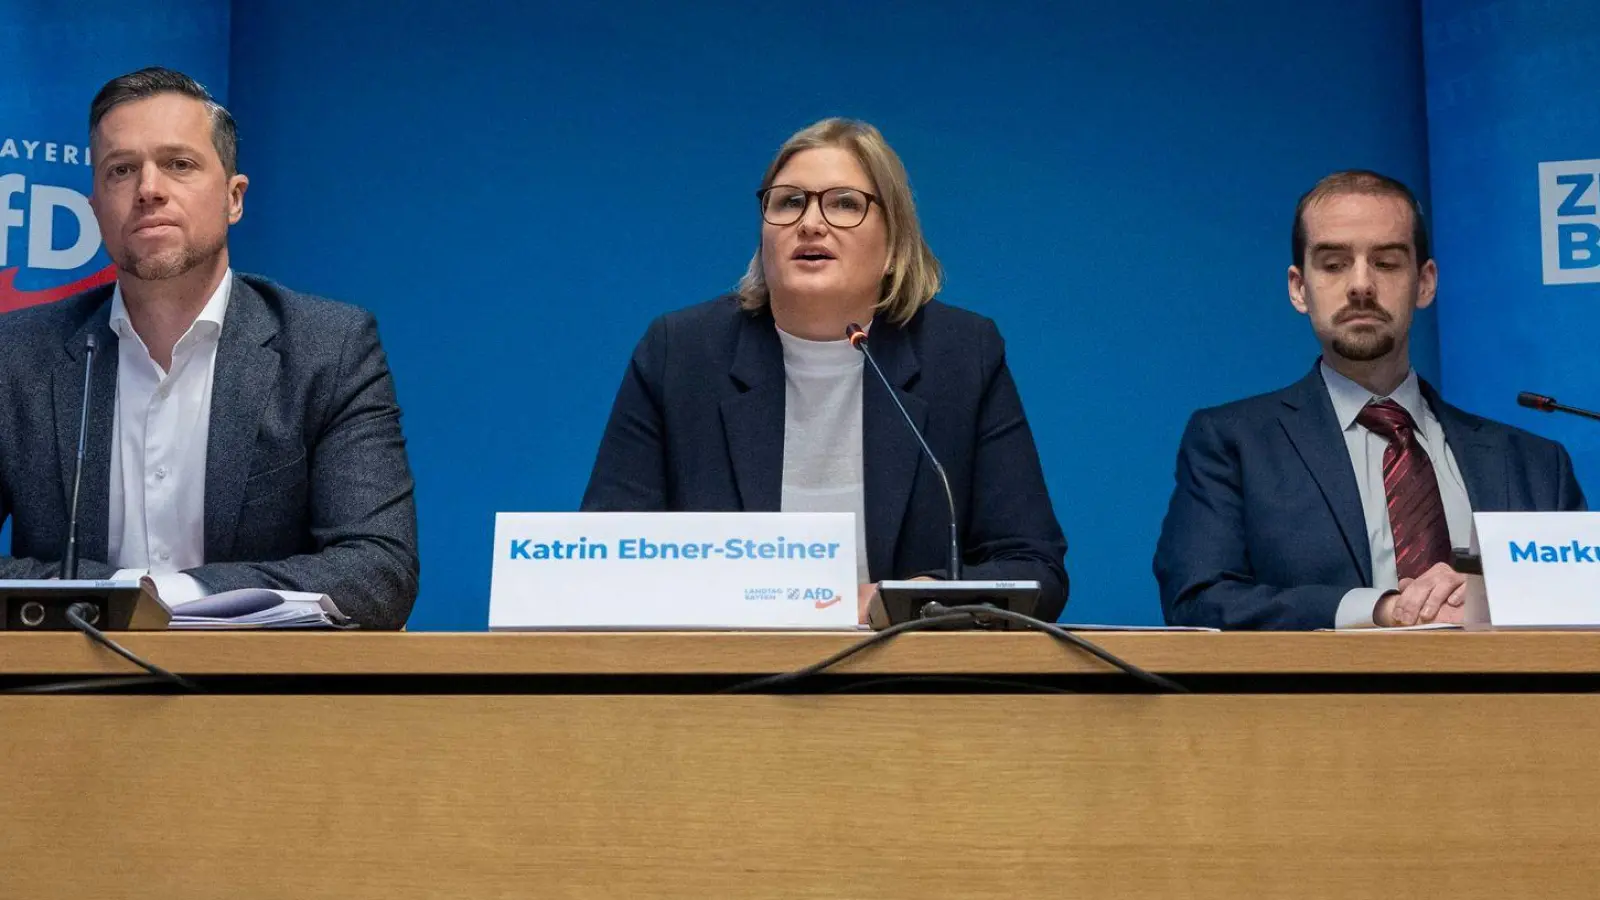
1473, 511, 1600, 627
488, 512, 858, 629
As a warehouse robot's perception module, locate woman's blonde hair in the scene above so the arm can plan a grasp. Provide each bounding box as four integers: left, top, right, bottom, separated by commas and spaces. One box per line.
736, 118, 942, 325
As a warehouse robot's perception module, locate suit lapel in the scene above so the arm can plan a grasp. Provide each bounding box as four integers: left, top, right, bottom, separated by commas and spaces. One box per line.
860, 318, 924, 582
1424, 380, 1509, 511
720, 312, 784, 511
1277, 365, 1372, 585
204, 278, 281, 560
54, 300, 117, 565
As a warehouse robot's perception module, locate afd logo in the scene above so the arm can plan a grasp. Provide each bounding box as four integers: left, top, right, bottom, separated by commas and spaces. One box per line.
784, 587, 841, 609
1540, 159, 1600, 285
1508, 540, 1600, 564
0, 173, 115, 314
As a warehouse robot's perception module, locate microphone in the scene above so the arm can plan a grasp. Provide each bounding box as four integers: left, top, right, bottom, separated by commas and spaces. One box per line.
847, 322, 960, 578
61, 334, 97, 580
1518, 391, 1600, 423
0, 333, 173, 633
845, 322, 1041, 629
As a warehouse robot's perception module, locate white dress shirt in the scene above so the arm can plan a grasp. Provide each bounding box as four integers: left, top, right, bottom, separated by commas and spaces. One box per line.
1323, 362, 1474, 628
106, 269, 233, 606
776, 327, 871, 584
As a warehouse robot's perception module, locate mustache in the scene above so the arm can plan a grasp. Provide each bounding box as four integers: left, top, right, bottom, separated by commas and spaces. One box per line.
1333, 305, 1392, 325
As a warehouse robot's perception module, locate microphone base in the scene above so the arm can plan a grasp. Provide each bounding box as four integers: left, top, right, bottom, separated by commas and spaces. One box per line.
0, 581, 170, 631
867, 580, 1041, 631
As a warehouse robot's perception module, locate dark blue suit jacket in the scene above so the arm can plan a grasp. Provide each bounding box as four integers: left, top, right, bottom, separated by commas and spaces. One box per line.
1155, 364, 1587, 630
581, 295, 1068, 620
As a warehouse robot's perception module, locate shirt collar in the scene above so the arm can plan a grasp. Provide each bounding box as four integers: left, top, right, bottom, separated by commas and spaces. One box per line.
1320, 359, 1433, 439
109, 268, 233, 345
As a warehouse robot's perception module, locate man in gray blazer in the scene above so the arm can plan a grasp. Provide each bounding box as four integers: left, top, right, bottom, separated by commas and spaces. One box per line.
0, 67, 418, 629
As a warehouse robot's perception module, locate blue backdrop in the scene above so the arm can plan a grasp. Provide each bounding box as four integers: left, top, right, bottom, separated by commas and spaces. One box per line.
222, 0, 1438, 629
1423, 0, 1600, 502
8, 1, 1451, 628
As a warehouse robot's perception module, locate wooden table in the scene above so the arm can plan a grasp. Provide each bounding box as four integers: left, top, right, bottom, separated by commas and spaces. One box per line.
2, 631, 1597, 898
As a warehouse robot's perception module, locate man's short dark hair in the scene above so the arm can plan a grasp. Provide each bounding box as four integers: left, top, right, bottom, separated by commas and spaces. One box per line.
89, 66, 238, 175
1291, 170, 1430, 267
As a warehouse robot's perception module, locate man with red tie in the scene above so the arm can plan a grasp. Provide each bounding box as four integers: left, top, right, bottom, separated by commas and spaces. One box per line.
1154, 170, 1587, 630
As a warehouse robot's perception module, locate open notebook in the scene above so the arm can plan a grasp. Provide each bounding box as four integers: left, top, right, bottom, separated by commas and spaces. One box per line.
166, 588, 351, 629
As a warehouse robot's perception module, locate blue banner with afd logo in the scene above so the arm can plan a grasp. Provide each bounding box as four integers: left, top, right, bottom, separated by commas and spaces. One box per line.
1423, 0, 1600, 494
0, 0, 229, 554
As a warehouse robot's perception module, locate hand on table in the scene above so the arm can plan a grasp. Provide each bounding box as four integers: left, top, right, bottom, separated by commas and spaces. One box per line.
1375, 562, 1467, 626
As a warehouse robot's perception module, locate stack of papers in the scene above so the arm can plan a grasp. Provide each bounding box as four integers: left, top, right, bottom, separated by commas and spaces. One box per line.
168, 589, 351, 630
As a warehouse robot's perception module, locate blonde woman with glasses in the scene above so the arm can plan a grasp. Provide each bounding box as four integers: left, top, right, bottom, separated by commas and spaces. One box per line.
583, 118, 1068, 623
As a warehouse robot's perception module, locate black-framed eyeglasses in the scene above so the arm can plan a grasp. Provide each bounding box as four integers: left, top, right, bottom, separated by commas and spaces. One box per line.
757, 185, 879, 228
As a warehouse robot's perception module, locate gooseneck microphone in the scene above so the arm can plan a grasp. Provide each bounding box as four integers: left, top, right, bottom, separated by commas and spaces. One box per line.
846, 323, 961, 579
12, 331, 193, 686
723, 324, 1172, 688
1518, 391, 1600, 423
61, 334, 97, 580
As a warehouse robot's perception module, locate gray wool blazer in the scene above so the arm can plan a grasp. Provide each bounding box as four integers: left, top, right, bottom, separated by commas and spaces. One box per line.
0, 273, 419, 629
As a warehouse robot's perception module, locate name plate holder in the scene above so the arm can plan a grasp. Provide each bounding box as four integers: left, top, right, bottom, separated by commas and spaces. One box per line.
489, 512, 859, 630
868, 580, 1041, 630
1467, 511, 1600, 628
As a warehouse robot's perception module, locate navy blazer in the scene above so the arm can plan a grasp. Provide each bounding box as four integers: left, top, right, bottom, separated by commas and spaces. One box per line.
581, 295, 1068, 620
1154, 364, 1587, 630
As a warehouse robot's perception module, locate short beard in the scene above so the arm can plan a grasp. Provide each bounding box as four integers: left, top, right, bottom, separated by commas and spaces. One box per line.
1331, 327, 1396, 362
118, 234, 224, 282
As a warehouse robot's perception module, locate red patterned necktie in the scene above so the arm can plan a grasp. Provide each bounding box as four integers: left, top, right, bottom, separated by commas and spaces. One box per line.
1355, 399, 1452, 580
